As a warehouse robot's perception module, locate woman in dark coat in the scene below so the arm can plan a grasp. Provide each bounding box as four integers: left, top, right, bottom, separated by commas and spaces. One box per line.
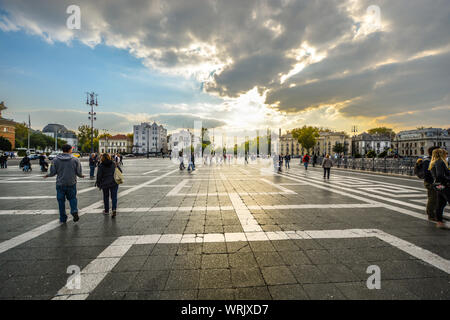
429, 148, 450, 229
96, 153, 121, 217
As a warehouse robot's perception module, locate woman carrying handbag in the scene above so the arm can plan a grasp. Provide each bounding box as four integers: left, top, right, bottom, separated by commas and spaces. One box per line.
429, 148, 450, 229
96, 153, 123, 218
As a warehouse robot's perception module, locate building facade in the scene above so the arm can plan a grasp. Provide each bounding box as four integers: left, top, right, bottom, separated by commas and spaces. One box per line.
133, 122, 168, 154
394, 128, 449, 157
314, 131, 352, 156
169, 130, 193, 156
99, 134, 132, 154
280, 130, 351, 156
42, 124, 78, 151
0, 102, 16, 150
280, 133, 301, 156
352, 133, 391, 156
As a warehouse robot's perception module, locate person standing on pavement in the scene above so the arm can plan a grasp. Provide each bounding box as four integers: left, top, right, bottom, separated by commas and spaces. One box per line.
21, 154, 31, 172
39, 153, 48, 172
96, 153, 122, 218
312, 154, 317, 167
302, 153, 310, 170
44, 144, 83, 223
429, 148, 450, 229
89, 153, 98, 179
415, 146, 439, 221
285, 153, 291, 169
322, 154, 333, 179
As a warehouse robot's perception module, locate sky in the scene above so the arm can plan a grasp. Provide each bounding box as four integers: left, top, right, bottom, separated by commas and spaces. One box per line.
0, 0, 449, 136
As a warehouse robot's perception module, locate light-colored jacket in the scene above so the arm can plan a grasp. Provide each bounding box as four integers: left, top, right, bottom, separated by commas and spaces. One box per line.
322, 158, 333, 168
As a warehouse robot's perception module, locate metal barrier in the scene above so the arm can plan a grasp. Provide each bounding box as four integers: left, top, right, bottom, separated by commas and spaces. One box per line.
312, 156, 417, 176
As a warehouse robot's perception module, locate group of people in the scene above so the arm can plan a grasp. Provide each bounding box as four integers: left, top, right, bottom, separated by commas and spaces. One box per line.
89, 152, 123, 179
0, 153, 8, 169
416, 147, 450, 229
179, 151, 195, 171
44, 144, 123, 223
274, 153, 333, 179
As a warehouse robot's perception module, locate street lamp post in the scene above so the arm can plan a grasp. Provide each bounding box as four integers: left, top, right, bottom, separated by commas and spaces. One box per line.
146, 124, 150, 159
86, 92, 98, 154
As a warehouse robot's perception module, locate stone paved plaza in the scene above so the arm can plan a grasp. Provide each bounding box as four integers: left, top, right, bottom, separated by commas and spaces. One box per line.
0, 158, 449, 300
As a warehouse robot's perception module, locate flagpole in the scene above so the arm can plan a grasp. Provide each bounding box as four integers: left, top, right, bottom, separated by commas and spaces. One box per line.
27, 114, 31, 153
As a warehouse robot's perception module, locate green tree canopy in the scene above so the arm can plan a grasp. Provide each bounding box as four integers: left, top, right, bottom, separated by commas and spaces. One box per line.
291, 126, 320, 152
0, 136, 12, 151
332, 142, 348, 154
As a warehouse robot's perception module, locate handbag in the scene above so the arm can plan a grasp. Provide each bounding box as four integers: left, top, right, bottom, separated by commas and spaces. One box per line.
114, 167, 124, 184
432, 182, 446, 191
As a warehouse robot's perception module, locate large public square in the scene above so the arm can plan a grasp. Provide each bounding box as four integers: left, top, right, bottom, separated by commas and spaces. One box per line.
0, 158, 449, 300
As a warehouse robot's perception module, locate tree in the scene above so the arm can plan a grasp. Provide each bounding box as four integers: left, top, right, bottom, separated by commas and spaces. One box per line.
0, 136, 12, 151
77, 125, 98, 151
332, 142, 348, 155
291, 126, 320, 153
14, 122, 29, 148
367, 127, 395, 136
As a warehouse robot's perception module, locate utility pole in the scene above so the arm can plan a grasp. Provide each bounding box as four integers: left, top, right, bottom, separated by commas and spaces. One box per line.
147, 123, 150, 159
351, 125, 358, 157
86, 92, 98, 154
27, 114, 31, 154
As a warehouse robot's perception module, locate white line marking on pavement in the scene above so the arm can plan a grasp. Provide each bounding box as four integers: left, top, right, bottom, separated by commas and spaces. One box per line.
261, 178, 296, 194
167, 179, 189, 196
52, 228, 450, 300
0, 169, 178, 255
228, 193, 262, 232
143, 169, 159, 175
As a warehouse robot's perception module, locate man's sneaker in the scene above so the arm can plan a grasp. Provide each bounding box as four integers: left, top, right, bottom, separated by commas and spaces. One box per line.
111, 210, 116, 218
103, 210, 109, 215
72, 212, 79, 222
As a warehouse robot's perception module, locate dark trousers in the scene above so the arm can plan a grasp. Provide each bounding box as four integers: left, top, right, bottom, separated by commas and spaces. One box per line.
435, 188, 450, 223
323, 167, 331, 179
424, 182, 437, 220
56, 184, 78, 222
285, 160, 290, 169
102, 185, 119, 212
89, 165, 96, 177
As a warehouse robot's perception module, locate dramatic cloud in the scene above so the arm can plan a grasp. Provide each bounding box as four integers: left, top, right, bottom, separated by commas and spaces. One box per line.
1, 0, 449, 131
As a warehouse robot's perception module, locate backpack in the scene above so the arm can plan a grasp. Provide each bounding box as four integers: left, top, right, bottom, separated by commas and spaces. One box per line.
114, 166, 124, 184
414, 159, 426, 179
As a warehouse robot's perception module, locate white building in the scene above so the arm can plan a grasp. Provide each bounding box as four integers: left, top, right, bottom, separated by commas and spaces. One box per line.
133, 122, 168, 154
42, 124, 78, 151
352, 133, 391, 156
395, 128, 449, 157
99, 134, 132, 154
169, 130, 192, 156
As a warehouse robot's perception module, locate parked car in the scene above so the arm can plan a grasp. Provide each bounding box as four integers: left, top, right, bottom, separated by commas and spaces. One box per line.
48, 153, 60, 160
124, 154, 135, 158
72, 152, 81, 158
28, 154, 40, 160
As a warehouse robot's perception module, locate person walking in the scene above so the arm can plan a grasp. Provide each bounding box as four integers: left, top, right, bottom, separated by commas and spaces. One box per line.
179, 151, 185, 170
39, 153, 48, 172
285, 153, 291, 169
89, 153, 98, 179
322, 154, 333, 179
96, 153, 122, 218
278, 154, 283, 173
0, 153, 5, 169
119, 154, 123, 166
429, 148, 450, 229
188, 152, 195, 171
21, 154, 31, 172
415, 146, 439, 221
312, 154, 317, 167
44, 144, 83, 223
302, 153, 310, 170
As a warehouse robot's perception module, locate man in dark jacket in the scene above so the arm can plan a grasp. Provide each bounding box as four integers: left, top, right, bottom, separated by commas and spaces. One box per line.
44, 144, 84, 223
89, 153, 98, 179
96, 153, 121, 217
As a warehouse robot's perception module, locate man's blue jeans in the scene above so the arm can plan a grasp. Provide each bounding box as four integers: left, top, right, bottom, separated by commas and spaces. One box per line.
89, 165, 95, 177
56, 184, 78, 222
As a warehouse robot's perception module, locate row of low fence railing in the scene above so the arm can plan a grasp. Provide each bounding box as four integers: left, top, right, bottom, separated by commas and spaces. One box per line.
311, 156, 418, 176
